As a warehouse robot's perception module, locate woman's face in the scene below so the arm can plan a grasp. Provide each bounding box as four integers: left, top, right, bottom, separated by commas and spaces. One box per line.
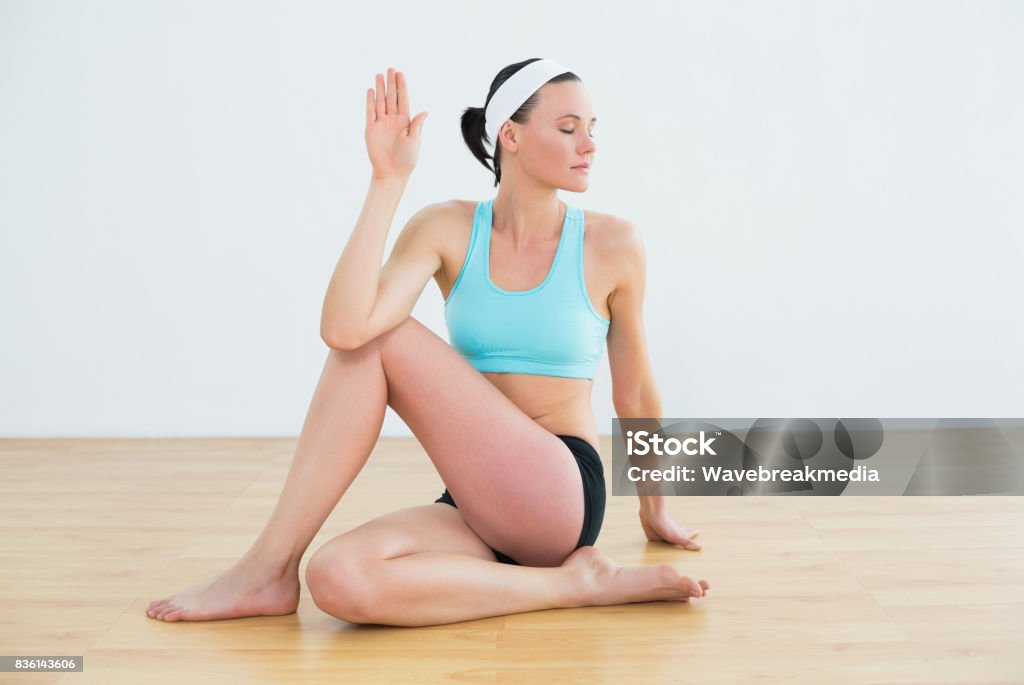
503, 81, 597, 191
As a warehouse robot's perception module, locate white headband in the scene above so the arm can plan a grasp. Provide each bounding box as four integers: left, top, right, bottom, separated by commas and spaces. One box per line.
484, 59, 571, 151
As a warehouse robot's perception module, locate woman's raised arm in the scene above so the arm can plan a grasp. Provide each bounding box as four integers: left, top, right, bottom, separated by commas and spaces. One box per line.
320, 67, 430, 349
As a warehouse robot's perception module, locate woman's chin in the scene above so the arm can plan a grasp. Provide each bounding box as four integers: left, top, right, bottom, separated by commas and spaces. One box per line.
567, 176, 591, 191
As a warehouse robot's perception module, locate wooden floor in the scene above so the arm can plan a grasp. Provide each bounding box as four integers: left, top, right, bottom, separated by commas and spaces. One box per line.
2, 436, 1023, 684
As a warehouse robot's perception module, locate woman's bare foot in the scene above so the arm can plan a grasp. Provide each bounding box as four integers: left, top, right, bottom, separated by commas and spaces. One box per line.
146, 558, 301, 622
561, 546, 710, 608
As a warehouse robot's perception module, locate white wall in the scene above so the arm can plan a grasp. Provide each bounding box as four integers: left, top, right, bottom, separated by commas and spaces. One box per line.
1, 0, 1021, 438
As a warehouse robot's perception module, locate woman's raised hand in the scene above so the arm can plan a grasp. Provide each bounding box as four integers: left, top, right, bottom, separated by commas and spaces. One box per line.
365, 67, 428, 181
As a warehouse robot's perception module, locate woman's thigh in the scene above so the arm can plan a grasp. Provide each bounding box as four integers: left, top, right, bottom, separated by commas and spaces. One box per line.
373, 316, 585, 567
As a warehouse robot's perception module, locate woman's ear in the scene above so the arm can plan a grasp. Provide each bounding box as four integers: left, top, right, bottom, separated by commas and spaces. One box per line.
498, 121, 519, 154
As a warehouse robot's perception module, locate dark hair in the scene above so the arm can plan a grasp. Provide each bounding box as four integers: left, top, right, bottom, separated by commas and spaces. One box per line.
461, 58, 581, 187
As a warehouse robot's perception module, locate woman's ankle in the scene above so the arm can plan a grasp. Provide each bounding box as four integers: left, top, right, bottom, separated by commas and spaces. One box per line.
239, 548, 301, 580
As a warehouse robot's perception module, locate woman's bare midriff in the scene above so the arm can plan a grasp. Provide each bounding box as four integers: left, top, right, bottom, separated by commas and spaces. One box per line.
481, 372, 600, 450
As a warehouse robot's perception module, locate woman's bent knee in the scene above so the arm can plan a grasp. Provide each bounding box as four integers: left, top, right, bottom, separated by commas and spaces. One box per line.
305, 550, 378, 623
373, 316, 424, 355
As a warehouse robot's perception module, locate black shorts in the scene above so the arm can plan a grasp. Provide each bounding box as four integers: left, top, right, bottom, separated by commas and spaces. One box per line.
433, 434, 606, 566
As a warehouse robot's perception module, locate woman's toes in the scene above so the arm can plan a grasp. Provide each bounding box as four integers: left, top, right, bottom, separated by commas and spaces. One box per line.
683, 577, 703, 598
156, 605, 179, 620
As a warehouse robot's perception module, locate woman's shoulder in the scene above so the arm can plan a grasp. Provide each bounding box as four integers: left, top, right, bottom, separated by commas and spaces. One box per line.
405, 199, 473, 236
416, 199, 479, 231
579, 209, 645, 298
580, 207, 641, 257
411, 198, 472, 222
407, 200, 477, 258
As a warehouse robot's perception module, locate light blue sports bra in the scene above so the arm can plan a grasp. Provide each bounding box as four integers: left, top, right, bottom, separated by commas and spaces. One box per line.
444, 198, 611, 379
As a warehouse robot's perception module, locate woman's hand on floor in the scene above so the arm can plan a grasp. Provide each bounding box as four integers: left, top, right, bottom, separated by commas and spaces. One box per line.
638, 508, 702, 551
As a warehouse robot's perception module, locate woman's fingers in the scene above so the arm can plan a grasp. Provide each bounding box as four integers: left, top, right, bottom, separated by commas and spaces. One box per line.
408, 111, 428, 139
366, 88, 375, 124
386, 67, 397, 116
369, 68, 408, 121
396, 70, 408, 117
375, 72, 386, 120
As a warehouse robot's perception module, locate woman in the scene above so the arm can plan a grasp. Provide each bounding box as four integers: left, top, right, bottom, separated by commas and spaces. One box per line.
147, 58, 709, 627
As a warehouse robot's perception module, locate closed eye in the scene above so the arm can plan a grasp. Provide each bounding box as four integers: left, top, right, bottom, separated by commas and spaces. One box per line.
561, 129, 596, 137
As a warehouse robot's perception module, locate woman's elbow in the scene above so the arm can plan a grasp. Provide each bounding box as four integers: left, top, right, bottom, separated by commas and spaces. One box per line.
321, 327, 364, 351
